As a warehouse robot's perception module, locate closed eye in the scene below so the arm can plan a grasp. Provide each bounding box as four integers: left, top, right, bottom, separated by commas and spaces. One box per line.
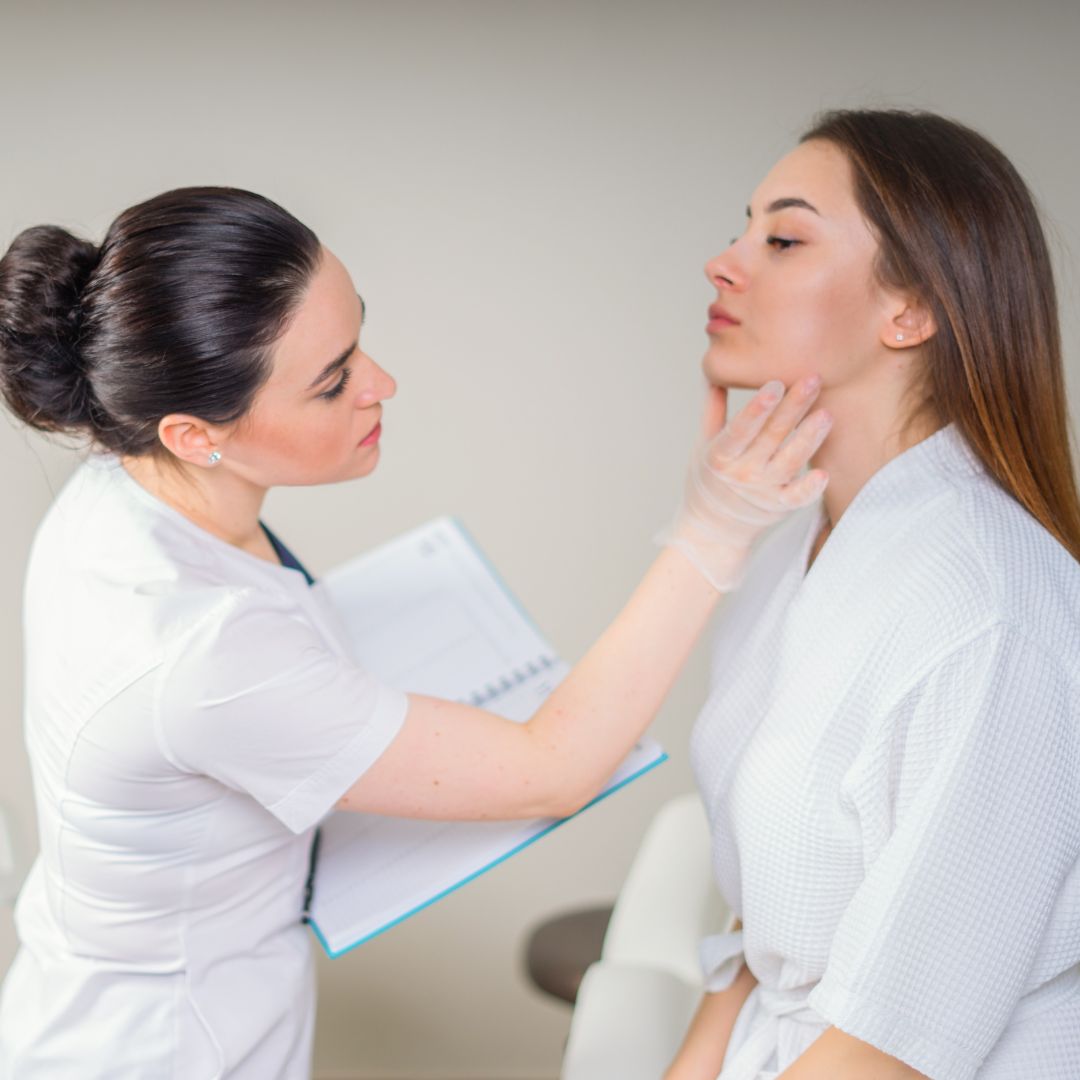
767, 235, 801, 252
320, 367, 352, 401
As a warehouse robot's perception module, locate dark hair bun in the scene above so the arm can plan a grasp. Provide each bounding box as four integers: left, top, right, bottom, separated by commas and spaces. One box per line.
0, 189, 320, 456
0, 224, 101, 434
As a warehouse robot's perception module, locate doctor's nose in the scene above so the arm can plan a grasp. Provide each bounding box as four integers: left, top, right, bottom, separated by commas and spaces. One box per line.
355, 355, 397, 408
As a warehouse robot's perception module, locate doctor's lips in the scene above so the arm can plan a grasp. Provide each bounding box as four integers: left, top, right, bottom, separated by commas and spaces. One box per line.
359, 422, 382, 447
707, 303, 741, 333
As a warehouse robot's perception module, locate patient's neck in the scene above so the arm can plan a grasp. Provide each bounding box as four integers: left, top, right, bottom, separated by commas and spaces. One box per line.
809, 373, 940, 531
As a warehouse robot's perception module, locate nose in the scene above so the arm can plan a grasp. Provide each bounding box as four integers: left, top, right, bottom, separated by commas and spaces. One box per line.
355, 353, 397, 408
704, 246, 743, 292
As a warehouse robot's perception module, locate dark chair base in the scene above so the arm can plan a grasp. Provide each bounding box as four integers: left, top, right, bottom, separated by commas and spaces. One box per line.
523, 904, 615, 1005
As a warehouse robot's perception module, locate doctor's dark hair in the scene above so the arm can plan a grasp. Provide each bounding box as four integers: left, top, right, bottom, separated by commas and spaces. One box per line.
0, 187, 321, 456
802, 109, 1080, 562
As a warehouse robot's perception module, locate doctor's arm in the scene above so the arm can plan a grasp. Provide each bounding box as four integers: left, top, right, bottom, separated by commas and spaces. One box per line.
338, 376, 831, 822
341, 542, 720, 820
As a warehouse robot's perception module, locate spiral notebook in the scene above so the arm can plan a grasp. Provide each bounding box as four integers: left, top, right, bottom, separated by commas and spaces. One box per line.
307, 516, 667, 958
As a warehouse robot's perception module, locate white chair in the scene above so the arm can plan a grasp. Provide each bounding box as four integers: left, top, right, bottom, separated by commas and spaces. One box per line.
560, 792, 733, 1080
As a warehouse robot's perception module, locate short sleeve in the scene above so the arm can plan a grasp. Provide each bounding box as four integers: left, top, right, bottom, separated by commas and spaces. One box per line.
808, 626, 1080, 1080
156, 592, 408, 834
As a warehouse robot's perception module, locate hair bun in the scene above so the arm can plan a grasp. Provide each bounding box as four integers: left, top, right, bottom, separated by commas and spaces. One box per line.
0, 224, 102, 434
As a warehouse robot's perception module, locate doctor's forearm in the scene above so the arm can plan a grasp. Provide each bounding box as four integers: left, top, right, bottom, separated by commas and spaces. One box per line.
338, 546, 721, 822
525, 545, 720, 811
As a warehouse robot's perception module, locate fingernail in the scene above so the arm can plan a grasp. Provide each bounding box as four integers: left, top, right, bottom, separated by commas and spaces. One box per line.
760, 379, 784, 402
804, 374, 822, 393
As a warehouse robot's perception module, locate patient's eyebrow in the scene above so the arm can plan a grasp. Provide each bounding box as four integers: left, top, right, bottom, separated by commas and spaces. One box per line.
746, 197, 822, 218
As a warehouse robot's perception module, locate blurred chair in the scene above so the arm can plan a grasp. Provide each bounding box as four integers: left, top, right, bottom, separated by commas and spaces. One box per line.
557, 792, 732, 1079
525, 903, 615, 1005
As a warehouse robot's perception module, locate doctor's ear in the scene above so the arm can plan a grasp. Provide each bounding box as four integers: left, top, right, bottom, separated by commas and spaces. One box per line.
882, 299, 937, 350
156, 414, 225, 468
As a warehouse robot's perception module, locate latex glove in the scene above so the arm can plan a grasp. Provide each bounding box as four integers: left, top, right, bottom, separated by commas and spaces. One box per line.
659, 375, 832, 591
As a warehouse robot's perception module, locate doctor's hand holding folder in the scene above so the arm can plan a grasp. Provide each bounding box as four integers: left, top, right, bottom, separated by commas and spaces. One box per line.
311, 378, 832, 956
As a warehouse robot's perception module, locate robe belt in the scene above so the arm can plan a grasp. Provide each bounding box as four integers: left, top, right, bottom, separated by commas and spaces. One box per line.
700, 932, 824, 1080
701, 934, 1080, 1079
716, 986, 824, 1080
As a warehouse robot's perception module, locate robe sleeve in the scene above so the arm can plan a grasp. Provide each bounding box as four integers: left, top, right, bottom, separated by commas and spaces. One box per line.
808, 625, 1080, 1080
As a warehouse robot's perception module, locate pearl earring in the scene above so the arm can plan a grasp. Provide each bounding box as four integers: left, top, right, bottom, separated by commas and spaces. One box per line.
208, 450, 222, 465
896, 333, 905, 342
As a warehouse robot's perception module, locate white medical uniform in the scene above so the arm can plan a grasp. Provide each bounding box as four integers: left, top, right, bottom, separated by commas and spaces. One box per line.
692, 425, 1080, 1080
0, 454, 408, 1079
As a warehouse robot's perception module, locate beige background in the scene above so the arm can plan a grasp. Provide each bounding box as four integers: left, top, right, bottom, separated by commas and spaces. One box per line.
1, 2, 1078, 1078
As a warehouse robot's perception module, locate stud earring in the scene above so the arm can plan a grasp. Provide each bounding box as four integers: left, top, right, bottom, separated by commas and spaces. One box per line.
208, 450, 222, 465
896, 333, 905, 342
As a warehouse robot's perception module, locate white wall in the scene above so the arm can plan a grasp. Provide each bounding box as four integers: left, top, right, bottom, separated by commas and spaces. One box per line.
1, 2, 1078, 1077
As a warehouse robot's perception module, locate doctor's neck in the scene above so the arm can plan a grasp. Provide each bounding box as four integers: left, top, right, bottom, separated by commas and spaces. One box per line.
122, 453, 273, 560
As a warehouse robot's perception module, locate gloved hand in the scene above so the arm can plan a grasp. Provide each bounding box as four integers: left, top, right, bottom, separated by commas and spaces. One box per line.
658, 375, 832, 591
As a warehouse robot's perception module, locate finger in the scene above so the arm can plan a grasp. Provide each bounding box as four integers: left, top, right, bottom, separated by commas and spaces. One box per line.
777, 468, 829, 508
706, 380, 784, 462
766, 408, 833, 482
741, 374, 823, 466
699, 384, 728, 442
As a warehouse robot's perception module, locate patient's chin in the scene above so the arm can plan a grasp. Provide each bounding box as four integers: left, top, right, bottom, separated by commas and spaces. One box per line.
701, 350, 760, 392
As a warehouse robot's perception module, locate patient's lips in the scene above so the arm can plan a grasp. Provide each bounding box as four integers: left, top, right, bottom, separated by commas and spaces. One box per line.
707, 302, 741, 333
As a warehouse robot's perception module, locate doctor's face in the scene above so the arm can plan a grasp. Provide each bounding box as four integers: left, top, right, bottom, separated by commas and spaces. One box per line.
702, 139, 896, 394
223, 247, 396, 488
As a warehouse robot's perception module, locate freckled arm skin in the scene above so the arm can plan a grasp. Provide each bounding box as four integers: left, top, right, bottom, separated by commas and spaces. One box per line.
338, 378, 829, 823
338, 546, 720, 821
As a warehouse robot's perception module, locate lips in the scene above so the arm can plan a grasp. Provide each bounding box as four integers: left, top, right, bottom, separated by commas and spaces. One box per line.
359, 422, 382, 447
708, 302, 741, 326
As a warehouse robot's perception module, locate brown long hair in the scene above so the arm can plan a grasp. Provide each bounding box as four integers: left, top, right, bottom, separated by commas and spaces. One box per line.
802, 109, 1080, 561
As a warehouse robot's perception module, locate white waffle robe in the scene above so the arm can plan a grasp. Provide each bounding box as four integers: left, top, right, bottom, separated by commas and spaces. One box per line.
691, 425, 1080, 1080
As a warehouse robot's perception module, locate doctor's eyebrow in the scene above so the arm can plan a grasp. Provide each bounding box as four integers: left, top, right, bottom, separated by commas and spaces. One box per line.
746, 198, 822, 218
306, 294, 367, 391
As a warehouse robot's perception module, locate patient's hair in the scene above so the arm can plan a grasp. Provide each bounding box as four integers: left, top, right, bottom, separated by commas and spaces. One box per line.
803, 108, 1080, 561
0, 187, 321, 456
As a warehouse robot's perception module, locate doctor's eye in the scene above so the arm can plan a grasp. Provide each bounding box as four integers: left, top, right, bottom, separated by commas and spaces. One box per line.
321, 367, 352, 401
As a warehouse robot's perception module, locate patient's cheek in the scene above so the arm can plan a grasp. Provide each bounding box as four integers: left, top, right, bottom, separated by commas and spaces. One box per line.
699, 269, 877, 391
773, 283, 880, 385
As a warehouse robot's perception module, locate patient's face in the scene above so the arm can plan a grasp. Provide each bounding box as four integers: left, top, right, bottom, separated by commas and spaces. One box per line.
701, 139, 894, 394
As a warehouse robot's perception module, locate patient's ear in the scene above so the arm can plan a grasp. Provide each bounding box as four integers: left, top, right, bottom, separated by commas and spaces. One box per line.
881, 297, 937, 351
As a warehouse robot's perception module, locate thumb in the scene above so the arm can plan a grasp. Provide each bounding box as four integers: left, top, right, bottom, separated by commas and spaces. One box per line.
699, 384, 728, 442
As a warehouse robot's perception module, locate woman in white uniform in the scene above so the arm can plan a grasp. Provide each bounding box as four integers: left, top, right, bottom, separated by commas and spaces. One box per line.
0, 188, 831, 1077
664, 111, 1080, 1079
